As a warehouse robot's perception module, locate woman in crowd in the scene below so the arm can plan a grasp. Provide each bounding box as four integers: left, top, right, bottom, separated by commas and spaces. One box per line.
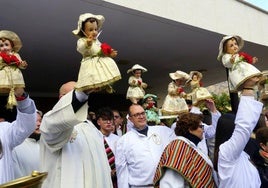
154, 112, 217, 187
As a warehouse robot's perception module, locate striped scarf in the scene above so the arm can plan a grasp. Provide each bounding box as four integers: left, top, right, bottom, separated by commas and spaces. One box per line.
154, 139, 216, 188
104, 138, 117, 188
104, 138, 115, 170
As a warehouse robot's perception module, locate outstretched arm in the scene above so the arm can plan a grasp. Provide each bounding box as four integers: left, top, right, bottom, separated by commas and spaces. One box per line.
40, 90, 88, 151
219, 77, 262, 162
9, 88, 36, 149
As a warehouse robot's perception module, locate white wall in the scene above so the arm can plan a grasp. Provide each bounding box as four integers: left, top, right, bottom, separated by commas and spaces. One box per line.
106, 0, 268, 46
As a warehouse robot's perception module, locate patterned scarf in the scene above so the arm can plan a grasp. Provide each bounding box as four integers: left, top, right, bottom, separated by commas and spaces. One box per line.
154, 139, 216, 188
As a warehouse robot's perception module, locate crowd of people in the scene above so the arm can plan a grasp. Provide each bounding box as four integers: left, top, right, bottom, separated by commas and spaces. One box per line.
1, 12, 268, 188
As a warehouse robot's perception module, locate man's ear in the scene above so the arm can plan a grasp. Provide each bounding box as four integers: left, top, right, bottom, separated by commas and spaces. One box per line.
96, 119, 101, 126
260, 143, 266, 150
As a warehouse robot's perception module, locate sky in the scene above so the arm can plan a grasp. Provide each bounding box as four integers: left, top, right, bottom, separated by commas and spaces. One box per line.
245, 0, 268, 11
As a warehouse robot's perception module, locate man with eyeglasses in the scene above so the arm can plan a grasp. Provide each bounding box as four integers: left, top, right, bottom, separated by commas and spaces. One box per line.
115, 104, 176, 188
96, 107, 119, 188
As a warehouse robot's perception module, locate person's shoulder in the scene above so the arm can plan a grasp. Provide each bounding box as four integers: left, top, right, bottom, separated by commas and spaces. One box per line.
150, 125, 171, 131
110, 133, 120, 139
78, 37, 87, 41
77, 121, 101, 134
222, 53, 232, 60
118, 129, 138, 140
222, 53, 231, 57
0, 121, 11, 130
116, 132, 130, 146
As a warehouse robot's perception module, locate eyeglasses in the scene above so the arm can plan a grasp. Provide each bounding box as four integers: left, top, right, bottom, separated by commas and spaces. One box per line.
100, 118, 114, 123
130, 111, 146, 118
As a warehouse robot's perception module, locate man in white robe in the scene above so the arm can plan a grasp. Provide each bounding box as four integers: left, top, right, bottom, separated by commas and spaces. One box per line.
115, 104, 175, 188
40, 82, 113, 188
0, 88, 37, 184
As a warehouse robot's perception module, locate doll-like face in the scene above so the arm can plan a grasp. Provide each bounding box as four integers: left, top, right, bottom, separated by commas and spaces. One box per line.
175, 78, 186, 87
0, 39, 13, 54
192, 74, 198, 81
133, 69, 142, 78
146, 97, 155, 104
225, 38, 239, 55
83, 20, 98, 40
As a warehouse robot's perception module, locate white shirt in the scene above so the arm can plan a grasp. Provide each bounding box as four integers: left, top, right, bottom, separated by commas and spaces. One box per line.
115, 125, 175, 188
218, 96, 262, 188
40, 91, 113, 188
0, 97, 36, 184
13, 138, 40, 178
198, 110, 221, 156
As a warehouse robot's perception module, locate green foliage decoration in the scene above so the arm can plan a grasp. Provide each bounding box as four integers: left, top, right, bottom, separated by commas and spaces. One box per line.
211, 92, 231, 114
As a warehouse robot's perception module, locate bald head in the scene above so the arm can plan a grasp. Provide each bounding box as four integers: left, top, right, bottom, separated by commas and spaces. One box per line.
59, 81, 76, 98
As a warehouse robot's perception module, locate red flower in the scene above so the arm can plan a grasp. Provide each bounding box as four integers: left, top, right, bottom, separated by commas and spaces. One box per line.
147, 102, 154, 109
100, 43, 112, 56
138, 80, 142, 85
239, 52, 253, 64
0, 52, 20, 66
177, 87, 184, 94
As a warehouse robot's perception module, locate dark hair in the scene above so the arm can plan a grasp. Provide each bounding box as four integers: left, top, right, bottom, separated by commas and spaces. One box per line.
128, 104, 142, 116
256, 127, 268, 146
185, 99, 192, 105
132, 69, 142, 74
112, 109, 123, 118
192, 73, 199, 79
0, 38, 14, 48
175, 112, 203, 136
96, 107, 114, 120
202, 109, 212, 125
213, 113, 236, 171
253, 113, 267, 133
81, 17, 98, 37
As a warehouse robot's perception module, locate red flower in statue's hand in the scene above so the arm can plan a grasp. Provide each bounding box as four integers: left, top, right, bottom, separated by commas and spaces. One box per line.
239, 52, 253, 64
100, 43, 112, 56
0, 52, 20, 66
177, 87, 184, 94
147, 102, 154, 109
138, 80, 142, 85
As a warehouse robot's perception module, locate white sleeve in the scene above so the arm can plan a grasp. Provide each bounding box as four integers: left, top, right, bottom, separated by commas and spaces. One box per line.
160, 168, 186, 188
222, 54, 233, 68
204, 111, 221, 139
219, 96, 263, 162
115, 137, 130, 188
76, 38, 88, 55
9, 97, 36, 149
40, 91, 88, 151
